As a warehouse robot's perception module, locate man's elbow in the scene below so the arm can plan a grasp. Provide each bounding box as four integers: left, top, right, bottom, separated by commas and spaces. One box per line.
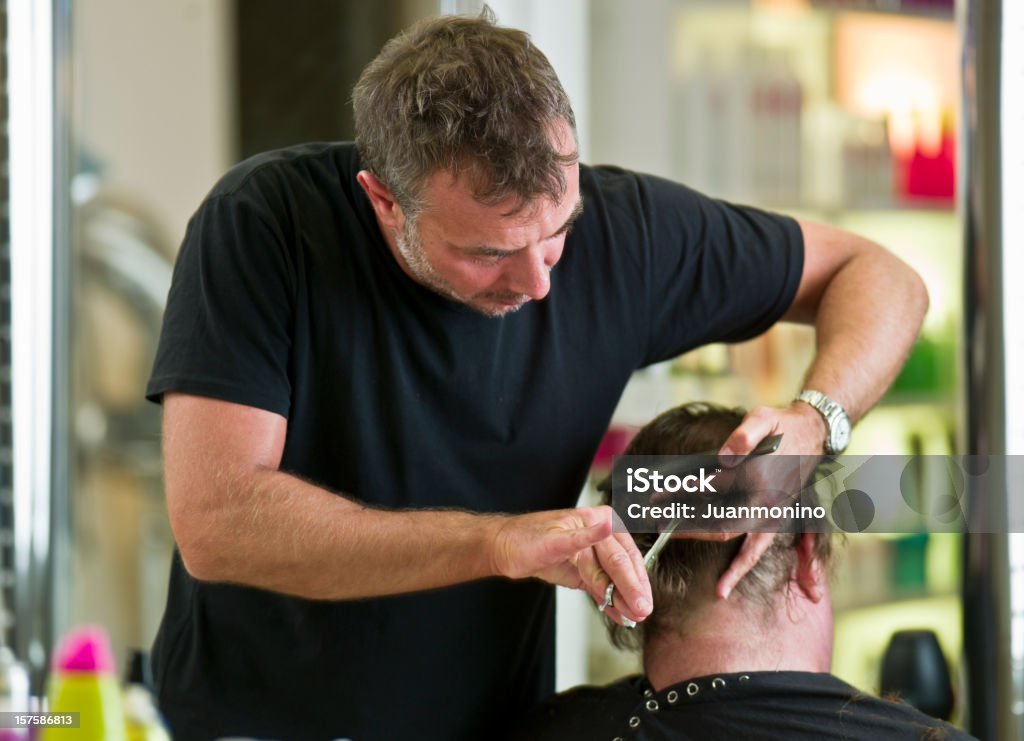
167, 490, 233, 583
177, 541, 227, 583
905, 262, 930, 330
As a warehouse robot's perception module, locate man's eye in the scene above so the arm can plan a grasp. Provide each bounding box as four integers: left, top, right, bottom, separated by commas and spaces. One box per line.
472, 253, 508, 264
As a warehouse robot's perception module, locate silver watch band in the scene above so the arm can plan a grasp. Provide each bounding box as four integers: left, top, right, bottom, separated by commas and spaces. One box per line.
795, 389, 851, 454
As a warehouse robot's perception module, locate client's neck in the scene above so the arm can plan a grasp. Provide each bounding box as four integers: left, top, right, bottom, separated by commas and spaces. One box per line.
642, 583, 833, 691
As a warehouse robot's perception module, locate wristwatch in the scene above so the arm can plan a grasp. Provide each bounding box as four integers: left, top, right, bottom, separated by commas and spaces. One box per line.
795, 390, 851, 455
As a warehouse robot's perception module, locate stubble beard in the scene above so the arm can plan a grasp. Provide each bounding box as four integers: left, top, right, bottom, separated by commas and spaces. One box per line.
395, 218, 529, 318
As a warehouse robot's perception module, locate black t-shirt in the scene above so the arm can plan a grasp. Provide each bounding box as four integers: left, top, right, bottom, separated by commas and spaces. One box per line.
505, 671, 978, 741
146, 142, 803, 740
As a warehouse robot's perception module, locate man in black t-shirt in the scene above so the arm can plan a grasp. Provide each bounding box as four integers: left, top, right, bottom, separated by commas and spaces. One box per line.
508, 404, 975, 741
146, 10, 929, 741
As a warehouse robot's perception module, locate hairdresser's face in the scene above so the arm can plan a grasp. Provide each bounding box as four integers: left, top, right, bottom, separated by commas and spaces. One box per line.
398, 175, 581, 317
379, 121, 582, 318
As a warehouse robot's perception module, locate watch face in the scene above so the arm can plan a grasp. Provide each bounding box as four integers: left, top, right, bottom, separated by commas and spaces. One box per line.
830, 415, 851, 453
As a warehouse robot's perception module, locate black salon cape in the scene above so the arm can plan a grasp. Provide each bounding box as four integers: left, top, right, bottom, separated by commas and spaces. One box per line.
504, 671, 978, 741
146, 142, 803, 740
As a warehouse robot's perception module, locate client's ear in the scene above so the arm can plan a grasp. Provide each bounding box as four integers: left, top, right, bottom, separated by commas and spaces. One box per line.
794, 533, 826, 603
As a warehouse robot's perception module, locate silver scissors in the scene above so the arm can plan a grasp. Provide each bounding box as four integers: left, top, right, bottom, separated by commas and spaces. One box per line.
598, 433, 783, 628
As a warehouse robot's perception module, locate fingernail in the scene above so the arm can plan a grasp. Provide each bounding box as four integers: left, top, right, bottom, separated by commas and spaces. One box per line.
621, 617, 637, 629
720, 586, 732, 600
636, 598, 651, 614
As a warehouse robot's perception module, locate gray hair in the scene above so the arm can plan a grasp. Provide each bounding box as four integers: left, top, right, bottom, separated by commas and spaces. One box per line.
352, 8, 578, 218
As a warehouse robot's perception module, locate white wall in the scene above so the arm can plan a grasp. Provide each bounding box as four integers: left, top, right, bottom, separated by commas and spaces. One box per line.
587, 0, 673, 175
73, 0, 235, 249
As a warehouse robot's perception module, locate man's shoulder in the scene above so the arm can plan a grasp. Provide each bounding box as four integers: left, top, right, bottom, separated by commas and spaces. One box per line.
833, 687, 977, 740
208, 142, 360, 201
760, 672, 977, 740
576, 163, 713, 233
175, 141, 375, 269
580, 162, 668, 198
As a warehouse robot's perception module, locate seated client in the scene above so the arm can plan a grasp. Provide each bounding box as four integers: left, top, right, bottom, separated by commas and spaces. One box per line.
508, 402, 975, 741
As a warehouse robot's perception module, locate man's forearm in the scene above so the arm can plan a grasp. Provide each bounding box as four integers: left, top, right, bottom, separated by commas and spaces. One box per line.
178, 467, 500, 599
162, 393, 653, 619
801, 251, 927, 421
790, 220, 929, 422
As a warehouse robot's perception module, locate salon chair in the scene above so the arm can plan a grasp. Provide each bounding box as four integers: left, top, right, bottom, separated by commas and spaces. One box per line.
880, 629, 955, 721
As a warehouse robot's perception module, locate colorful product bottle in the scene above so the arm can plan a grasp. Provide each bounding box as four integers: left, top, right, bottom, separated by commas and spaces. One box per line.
40, 627, 125, 741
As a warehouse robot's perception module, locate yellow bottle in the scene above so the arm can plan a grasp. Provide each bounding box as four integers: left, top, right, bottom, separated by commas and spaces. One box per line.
40, 627, 125, 741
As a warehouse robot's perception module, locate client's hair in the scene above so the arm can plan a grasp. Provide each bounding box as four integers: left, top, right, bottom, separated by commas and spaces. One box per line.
602, 402, 833, 651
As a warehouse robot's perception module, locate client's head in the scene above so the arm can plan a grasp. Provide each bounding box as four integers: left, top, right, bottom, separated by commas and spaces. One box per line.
603, 402, 835, 675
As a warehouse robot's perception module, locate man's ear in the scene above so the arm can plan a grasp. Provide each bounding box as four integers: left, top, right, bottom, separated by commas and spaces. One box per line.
794, 533, 826, 603
356, 170, 404, 232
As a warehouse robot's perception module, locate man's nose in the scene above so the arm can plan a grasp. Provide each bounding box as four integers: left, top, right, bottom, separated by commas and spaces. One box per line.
510, 246, 559, 300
